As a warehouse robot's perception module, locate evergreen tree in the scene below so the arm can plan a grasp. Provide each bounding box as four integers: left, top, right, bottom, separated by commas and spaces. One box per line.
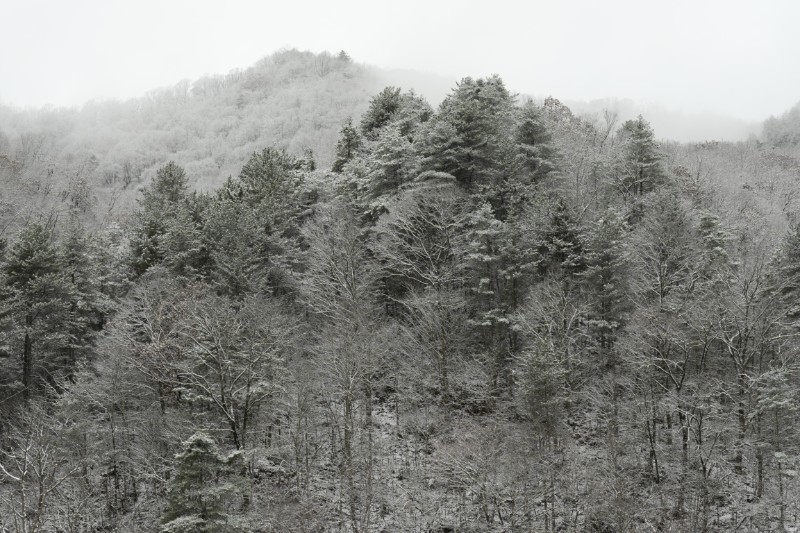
360, 87, 432, 141
629, 191, 695, 306
768, 221, 800, 319
533, 198, 586, 279
58, 212, 101, 377
159, 196, 210, 280
203, 197, 268, 297
92, 222, 132, 303
498, 100, 558, 221
514, 281, 576, 440
205, 148, 305, 296
366, 124, 417, 198
147, 161, 189, 204
616, 115, 665, 199
393, 90, 434, 139
462, 203, 517, 398
696, 210, 734, 286
419, 76, 516, 191
514, 100, 557, 181
161, 432, 243, 533
416, 120, 463, 179
237, 147, 303, 217
129, 162, 190, 276
300, 147, 316, 171
582, 208, 630, 361
332, 118, 362, 173
3, 224, 68, 398
360, 86, 403, 139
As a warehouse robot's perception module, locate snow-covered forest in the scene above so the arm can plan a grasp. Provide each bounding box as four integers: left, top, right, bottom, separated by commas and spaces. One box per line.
2, 48, 800, 532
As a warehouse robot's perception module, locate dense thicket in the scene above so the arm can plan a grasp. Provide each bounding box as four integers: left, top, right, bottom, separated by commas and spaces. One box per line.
1, 69, 800, 533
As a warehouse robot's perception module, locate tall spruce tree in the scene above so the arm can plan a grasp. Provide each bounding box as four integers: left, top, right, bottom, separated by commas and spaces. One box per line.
58, 212, 100, 378
582, 208, 629, 365
3, 224, 67, 398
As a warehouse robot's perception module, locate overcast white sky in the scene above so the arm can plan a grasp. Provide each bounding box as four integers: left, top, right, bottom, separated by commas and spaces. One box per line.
1, 0, 798, 121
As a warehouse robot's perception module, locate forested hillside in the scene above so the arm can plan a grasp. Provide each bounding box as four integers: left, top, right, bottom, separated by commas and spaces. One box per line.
764, 102, 800, 147
0, 49, 394, 232
2, 52, 800, 532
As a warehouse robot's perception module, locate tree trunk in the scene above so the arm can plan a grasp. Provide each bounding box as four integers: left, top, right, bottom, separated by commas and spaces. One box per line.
778, 459, 785, 531
228, 415, 241, 450
734, 372, 746, 475
646, 396, 661, 484
23, 313, 33, 399
343, 391, 358, 533
362, 379, 374, 532
439, 312, 450, 409
676, 409, 689, 516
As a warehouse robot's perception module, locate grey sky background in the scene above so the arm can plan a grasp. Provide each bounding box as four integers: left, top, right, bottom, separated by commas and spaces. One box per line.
1, 0, 798, 123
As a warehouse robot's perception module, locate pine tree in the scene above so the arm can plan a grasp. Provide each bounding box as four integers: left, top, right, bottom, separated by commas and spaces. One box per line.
129, 162, 190, 276
58, 212, 101, 377
203, 197, 267, 297
582, 208, 629, 361
332, 118, 362, 173
393, 90, 433, 139
161, 432, 243, 533
360, 86, 403, 139
360, 87, 432, 141
514, 100, 557, 181
416, 120, 463, 178
419, 76, 516, 191
616, 115, 665, 199
499, 101, 558, 220
533, 198, 586, 279
159, 197, 210, 280
237, 147, 302, 216
147, 161, 189, 204
462, 203, 516, 398
366, 124, 417, 198
515, 319, 567, 439
92, 222, 132, 303
629, 191, 694, 306
696, 210, 733, 286
3, 224, 68, 398
768, 221, 800, 319
205, 148, 305, 296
